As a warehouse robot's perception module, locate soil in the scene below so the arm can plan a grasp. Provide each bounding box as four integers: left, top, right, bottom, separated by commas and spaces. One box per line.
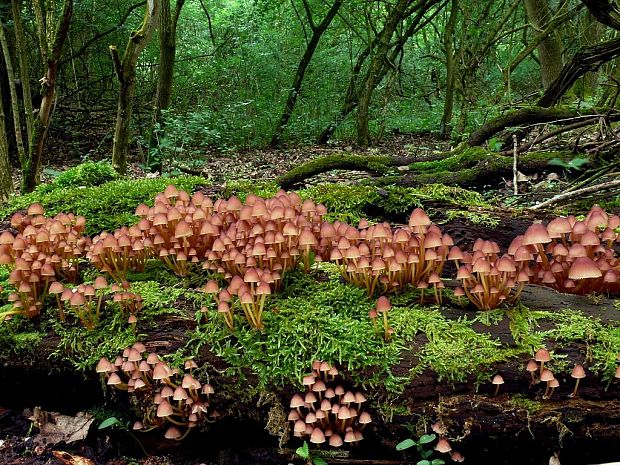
3, 134, 620, 465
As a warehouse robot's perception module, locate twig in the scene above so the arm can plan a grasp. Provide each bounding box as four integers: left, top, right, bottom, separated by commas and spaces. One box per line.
530, 178, 620, 210
512, 134, 518, 195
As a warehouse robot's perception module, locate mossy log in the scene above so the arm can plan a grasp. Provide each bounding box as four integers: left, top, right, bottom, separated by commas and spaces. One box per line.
275, 153, 443, 189
277, 148, 589, 190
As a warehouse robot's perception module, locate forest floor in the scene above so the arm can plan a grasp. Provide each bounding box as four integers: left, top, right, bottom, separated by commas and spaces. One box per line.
1, 135, 619, 465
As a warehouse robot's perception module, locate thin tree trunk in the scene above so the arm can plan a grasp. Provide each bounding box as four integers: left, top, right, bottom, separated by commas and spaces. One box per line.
0, 85, 12, 202
356, 0, 412, 147
11, 0, 33, 143
524, 0, 564, 89
270, 0, 342, 147
111, 0, 160, 175
22, 0, 73, 193
439, 0, 458, 138
148, 0, 185, 172
0, 21, 26, 170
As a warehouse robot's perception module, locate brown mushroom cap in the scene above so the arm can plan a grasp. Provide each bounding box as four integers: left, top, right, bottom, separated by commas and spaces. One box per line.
571, 364, 586, 379
535, 348, 551, 363
435, 438, 452, 453
568, 257, 602, 280
492, 374, 504, 385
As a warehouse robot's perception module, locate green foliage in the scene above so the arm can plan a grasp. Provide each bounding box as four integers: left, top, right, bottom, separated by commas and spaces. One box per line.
1, 176, 207, 234
222, 180, 281, 200
548, 157, 589, 172
396, 433, 445, 465
295, 441, 328, 465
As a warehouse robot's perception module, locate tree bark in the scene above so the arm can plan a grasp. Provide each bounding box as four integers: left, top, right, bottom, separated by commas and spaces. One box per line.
111, 0, 160, 175
0, 81, 12, 202
148, 0, 185, 172
10, 0, 33, 143
524, 0, 564, 89
269, 0, 342, 147
22, 0, 73, 193
0, 19, 26, 170
537, 37, 620, 107
581, 0, 620, 30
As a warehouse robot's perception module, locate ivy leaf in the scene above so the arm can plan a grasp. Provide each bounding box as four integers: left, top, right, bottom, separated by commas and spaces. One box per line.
396, 438, 416, 450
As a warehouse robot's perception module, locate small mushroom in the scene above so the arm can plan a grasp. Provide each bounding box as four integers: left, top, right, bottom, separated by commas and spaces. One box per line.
569, 364, 586, 398
492, 374, 504, 397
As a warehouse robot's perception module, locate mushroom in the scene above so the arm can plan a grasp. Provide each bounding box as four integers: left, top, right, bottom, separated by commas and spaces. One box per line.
569, 364, 586, 398
492, 374, 504, 397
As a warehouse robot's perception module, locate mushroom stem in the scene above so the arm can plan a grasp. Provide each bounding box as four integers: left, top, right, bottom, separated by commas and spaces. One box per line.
494, 384, 500, 397
571, 378, 581, 398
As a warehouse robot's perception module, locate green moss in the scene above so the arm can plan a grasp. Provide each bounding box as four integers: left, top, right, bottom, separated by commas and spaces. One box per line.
222, 180, 281, 200
297, 183, 491, 224
1, 176, 208, 235
0, 315, 45, 362
444, 209, 500, 227
188, 275, 406, 392
52, 312, 138, 371
44, 161, 119, 191
509, 393, 542, 414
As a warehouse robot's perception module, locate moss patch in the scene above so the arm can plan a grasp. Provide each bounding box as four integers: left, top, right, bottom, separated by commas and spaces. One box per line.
1, 175, 208, 235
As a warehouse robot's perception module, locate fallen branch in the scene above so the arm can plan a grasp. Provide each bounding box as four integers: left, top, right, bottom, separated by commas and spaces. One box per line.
529, 177, 620, 210
276, 153, 442, 189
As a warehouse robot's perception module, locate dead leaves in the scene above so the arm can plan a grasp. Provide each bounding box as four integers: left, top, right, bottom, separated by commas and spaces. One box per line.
28, 407, 94, 447
52, 450, 95, 465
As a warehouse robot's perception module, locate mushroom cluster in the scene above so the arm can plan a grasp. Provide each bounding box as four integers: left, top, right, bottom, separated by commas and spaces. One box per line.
96, 343, 219, 440
288, 360, 371, 448
49, 275, 108, 329
452, 239, 527, 310
509, 206, 620, 295
330, 208, 453, 302
0, 204, 90, 320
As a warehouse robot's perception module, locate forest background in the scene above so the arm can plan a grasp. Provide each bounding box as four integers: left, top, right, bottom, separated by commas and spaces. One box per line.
0, 0, 618, 201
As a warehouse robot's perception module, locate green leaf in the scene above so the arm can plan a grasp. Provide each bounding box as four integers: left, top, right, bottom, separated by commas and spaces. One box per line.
431, 460, 445, 465
421, 449, 432, 458
98, 417, 121, 430
417, 460, 431, 465
296, 441, 310, 459
419, 434, 436, 444
396, 438, 416, 450
313, 457, 328, 465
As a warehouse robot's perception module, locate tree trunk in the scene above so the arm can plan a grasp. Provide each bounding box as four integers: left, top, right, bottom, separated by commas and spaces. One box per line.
22, 0, 73, 193
11, 0, 33, 143
439, 0, 458, 138
0, 84, 12, 202
356, 0, 412, 147
148, 0, 185, 172
0, 19, 26, 169
581, 0, 620, 30
269, 0, 342, 147
524, 0, 564, 89
111, 0, 160, 175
